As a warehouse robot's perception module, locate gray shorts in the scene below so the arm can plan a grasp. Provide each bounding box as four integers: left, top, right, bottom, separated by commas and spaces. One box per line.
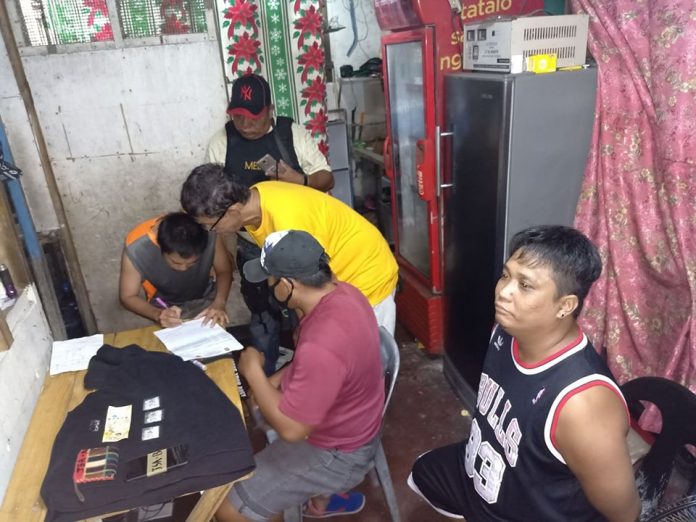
229, 435, 380, 521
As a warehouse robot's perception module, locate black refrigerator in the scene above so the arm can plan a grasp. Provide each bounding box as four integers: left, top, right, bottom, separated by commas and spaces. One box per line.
442, 68, 598, 407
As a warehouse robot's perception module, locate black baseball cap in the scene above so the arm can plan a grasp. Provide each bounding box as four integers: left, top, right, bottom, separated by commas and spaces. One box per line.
228, 74, 272, 120
243, 230, 326, 283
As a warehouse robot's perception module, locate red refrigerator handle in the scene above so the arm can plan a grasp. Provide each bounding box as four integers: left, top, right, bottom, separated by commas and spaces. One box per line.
416, 138, 435, 201
383, 135, 394, 182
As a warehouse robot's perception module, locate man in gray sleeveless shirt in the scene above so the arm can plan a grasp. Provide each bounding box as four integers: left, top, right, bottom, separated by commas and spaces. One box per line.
119, 212, 233, 328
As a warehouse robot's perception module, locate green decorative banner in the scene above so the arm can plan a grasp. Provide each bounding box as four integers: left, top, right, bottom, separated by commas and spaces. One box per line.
260, 0, 298, 122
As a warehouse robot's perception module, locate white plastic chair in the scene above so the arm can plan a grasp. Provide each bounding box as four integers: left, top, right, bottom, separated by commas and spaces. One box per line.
367, 326, 402, 521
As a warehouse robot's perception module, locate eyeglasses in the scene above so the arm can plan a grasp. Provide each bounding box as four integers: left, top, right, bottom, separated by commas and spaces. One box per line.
208, 204, 232, 231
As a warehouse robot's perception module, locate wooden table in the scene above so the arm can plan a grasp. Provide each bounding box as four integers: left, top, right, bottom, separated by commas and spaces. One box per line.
0, 325, 246, 522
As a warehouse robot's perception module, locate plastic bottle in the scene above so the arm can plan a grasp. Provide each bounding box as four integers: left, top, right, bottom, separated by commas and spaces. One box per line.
0, 264, 17, 299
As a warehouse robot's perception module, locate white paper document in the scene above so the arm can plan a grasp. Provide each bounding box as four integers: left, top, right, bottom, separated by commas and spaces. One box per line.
50, 334, 105, 375
154, 318, 243, 360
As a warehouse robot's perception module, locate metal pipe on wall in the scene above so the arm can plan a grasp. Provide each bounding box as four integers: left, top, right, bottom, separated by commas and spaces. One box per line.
0, 125, 66, 339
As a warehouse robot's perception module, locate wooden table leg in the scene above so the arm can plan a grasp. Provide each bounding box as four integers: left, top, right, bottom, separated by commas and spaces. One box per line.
186, 484, 233, 522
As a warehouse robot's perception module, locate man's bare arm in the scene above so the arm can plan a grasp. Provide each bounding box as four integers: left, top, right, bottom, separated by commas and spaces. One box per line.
197, 235, 233, 326
239, 348, 313, 442
273, 162, 334, 192
555, 385, 641, 522
119, 251, 182, 327
305, 169, 334, 191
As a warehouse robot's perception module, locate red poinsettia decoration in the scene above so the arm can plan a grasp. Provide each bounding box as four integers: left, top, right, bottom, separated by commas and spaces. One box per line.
301, 76, 326, 115
305, 109, 328, 137
293, 0, 303, 14
229, 32, 261, 74
318, 139, 329, 157
83, 0, 108, 27
297, 42, 324, 83
92, 23, 113, 41
162, 15, 190, 34
223, 0, 258, 40
294, 5, 322, 49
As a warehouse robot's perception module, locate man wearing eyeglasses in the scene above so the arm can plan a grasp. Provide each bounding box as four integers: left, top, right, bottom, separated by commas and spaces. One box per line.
181, 164, 399, 375
119, 212, 233, 328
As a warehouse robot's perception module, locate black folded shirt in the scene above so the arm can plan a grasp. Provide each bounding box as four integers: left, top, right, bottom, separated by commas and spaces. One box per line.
41, 344, 254, 522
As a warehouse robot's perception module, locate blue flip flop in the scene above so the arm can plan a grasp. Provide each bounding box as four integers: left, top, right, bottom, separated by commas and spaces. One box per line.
303, 491, 366, 518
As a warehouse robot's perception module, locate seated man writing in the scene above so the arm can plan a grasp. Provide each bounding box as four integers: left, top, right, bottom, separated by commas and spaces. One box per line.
119, 212, 233, 327
409, 225, 640, 521
216, 230, 385, 521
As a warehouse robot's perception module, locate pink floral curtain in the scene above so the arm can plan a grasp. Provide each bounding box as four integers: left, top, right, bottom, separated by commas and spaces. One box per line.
571, 0, 696, 429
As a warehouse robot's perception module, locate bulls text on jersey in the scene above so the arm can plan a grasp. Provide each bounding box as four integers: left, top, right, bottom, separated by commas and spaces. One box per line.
464, 372, 521, 504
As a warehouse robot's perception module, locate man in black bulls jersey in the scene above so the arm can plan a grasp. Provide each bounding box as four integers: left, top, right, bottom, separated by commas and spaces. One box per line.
409, 225, 640, 521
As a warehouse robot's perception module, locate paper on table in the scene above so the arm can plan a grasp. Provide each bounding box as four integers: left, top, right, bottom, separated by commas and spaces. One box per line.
154, 318, 243, 360
50, 334, 105, 375
102, 404, 132, 442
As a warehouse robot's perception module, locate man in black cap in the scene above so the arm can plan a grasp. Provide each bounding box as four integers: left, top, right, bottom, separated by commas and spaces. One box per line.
206, 73, 334, 191
216, 230, 385, 521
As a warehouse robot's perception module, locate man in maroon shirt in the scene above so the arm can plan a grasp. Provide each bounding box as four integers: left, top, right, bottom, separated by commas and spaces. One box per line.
216, 230, 385, 521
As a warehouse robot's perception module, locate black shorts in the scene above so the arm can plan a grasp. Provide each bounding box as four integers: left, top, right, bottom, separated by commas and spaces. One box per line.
408, 442, 470, 519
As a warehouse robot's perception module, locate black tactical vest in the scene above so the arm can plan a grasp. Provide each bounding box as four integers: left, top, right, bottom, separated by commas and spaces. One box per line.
224, 116, 303, 187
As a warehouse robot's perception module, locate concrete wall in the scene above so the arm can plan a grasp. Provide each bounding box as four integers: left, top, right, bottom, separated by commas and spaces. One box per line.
2, 32, 250, 332
0, 34, 59, 232
21, 41, 233, 332
0, 285, 52, 502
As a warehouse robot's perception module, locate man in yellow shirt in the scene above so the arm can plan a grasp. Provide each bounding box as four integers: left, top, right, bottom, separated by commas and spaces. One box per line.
181, 164, 398, 372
